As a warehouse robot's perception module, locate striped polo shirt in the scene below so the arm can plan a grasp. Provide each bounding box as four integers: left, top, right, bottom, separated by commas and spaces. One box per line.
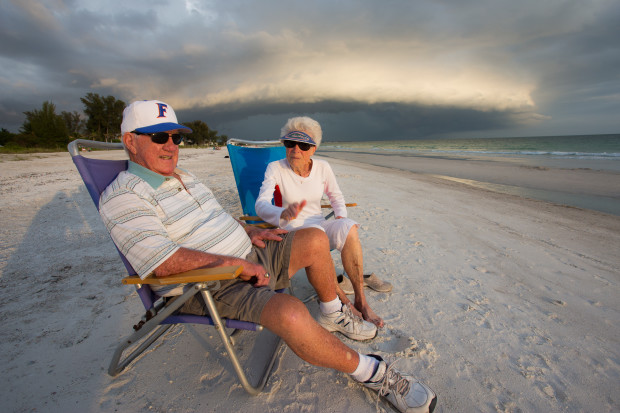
99, 161, 252, 296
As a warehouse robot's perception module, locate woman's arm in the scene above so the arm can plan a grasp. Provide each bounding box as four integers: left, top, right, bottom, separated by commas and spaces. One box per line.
255, 162, 287, 227
322, 162, 348, 218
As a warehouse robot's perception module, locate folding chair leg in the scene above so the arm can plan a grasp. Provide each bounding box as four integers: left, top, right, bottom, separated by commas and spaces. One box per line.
108, 285, 201, 376
108, 324, 173, 376
199, 287, 284, 396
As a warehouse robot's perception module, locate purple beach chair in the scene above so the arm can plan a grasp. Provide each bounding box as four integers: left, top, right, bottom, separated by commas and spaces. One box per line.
68, 139, 283, 395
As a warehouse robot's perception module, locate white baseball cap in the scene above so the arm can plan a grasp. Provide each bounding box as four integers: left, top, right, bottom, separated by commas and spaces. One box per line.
121, 100, 192, 134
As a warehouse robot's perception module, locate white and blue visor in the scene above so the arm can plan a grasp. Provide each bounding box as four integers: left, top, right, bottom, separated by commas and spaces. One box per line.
280, 131, 316, 146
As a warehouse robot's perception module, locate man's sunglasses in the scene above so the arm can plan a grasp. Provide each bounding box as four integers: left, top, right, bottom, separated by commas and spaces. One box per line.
282, 140, 314, 151
133, 131, 184, 145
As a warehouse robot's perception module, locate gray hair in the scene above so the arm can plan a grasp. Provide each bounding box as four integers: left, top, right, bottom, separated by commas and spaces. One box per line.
280, 116, 323, 147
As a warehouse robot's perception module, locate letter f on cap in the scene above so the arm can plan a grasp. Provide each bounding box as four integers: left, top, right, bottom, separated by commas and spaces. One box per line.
156, 103, 168, 118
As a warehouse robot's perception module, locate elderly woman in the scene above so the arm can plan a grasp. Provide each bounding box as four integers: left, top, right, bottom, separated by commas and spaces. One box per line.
255, 116, 390, 328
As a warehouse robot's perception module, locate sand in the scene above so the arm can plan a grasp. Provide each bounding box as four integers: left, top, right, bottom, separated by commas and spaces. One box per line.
1, 148, 619, 412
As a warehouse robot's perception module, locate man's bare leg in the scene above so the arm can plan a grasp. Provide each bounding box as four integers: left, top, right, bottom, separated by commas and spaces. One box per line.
341, 226, 384, 327
259, 294, 437, 413
260, 293, 359, 372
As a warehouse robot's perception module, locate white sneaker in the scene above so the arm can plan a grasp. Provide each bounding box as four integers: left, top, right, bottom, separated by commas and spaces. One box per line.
363, 355, 437, 413
318, 304, 377, 341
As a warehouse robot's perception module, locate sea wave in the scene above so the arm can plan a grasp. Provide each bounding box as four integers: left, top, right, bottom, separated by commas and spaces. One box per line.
322, 146, 620, 160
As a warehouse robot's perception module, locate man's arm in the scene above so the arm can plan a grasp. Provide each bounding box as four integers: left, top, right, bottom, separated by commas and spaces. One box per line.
155, 247, 272, 287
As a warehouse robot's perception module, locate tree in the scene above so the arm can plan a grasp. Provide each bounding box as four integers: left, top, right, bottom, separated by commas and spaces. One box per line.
183, 120, 212, 145
80, 93, 125, 141
20, 101, 69, 148
0, 128, 14, 146
61, 110, 85, 138
217, 134, 229, 146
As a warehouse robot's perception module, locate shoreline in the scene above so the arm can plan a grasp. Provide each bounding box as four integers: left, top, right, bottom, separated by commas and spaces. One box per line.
318, 148, 620, 216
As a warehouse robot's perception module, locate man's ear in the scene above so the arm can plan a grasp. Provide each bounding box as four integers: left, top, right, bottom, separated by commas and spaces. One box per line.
123, 132, 138, 155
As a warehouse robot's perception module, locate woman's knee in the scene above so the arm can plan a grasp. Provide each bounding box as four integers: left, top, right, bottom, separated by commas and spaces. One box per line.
294, 227, 330, 254
343, 224, 361, 248
346, 224, 359, 240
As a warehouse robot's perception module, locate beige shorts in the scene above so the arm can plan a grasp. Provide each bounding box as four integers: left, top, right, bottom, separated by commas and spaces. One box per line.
177, 232, 294, 324
320, 217, 359, 251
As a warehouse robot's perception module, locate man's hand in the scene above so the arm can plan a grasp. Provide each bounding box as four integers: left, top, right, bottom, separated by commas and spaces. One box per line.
246, 226, 288, 248
237, 260, 272, 287
280, 200, 307, 221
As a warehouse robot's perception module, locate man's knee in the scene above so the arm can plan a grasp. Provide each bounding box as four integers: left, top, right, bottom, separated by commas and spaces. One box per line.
261, 293, 310, 327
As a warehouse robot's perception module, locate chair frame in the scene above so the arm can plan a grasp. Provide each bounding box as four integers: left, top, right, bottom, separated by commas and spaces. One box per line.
68, 139, 283, 395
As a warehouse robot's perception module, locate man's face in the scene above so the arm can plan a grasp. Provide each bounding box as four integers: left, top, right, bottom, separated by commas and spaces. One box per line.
125, 130, 180, 176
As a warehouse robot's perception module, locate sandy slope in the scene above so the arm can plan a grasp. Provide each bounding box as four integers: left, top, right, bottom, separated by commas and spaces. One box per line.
1, 149, 618, 412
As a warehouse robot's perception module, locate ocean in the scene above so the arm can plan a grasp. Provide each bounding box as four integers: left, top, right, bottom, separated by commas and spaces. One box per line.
319, 134, 620, 215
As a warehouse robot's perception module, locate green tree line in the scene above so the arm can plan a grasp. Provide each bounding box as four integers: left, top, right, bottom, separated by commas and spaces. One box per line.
0, 93, 229, 149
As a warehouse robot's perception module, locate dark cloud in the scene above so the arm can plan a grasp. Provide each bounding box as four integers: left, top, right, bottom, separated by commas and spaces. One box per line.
179, 100, 526, 141
0, 0, 618, 138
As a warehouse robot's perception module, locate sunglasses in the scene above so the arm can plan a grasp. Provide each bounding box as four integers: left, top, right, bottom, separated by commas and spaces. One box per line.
282, 140, 314, 151
133, 131, 184, 145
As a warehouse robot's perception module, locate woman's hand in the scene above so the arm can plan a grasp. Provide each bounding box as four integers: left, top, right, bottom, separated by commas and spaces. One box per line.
280, 200, 307, 221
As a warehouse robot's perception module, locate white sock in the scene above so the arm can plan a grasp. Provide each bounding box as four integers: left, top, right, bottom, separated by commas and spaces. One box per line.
350, 353, 380, 383
319, 297, 342, 315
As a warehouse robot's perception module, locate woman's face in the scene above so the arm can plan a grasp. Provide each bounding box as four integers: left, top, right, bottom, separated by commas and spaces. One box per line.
285, 137, 316, 169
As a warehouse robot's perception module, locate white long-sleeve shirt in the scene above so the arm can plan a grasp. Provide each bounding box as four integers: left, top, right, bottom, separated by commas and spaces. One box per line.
255, 158, 348, 231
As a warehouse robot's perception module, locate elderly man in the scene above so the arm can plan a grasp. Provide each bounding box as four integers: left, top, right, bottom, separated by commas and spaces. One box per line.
99, 100, 436, 413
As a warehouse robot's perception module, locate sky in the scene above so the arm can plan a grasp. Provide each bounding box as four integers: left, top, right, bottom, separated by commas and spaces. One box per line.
1, 0, 618, 142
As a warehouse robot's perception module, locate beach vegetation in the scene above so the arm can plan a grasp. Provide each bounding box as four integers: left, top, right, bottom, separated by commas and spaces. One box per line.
3, 101, 71, 150
62, 110, 86, 138
0, 128, 13, 146
1, 93, 232, 152
183, 120, 229, 146
80, 93, 125, 142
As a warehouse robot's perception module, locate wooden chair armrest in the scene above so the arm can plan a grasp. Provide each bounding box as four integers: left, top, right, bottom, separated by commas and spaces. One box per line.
239, 215, 262, 221
321, 203, 357, 208
238, 215, 276, 229
122, 265, 243, 285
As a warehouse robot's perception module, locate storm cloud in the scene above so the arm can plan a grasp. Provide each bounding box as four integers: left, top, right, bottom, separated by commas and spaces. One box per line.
1, 0, 618, 141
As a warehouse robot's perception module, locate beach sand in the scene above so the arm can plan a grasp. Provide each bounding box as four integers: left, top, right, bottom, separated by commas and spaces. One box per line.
1, 148, 618, 412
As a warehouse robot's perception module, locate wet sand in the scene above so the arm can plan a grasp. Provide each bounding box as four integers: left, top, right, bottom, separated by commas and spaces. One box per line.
318, 148, 620, 215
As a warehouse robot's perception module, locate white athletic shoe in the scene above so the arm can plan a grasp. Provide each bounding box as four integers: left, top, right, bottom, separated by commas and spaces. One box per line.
318, 304, 377, 341
363, 355, 437, 413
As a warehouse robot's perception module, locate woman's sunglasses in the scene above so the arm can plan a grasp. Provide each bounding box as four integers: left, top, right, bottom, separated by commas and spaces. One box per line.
282, 140, 314, 151
133, 131, 184, 145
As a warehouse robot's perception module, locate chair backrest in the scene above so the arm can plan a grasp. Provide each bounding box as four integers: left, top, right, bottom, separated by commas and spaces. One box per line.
227, 139, 285, 217
68, 140, 137, 277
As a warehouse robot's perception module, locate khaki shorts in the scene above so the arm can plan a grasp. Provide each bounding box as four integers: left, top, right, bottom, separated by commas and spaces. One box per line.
177, 232, 295, 324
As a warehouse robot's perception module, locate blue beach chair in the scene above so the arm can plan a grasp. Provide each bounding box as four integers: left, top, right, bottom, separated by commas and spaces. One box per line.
226, 139, 356, 225
227, 139, 286, 226
68, 139, 283, 395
